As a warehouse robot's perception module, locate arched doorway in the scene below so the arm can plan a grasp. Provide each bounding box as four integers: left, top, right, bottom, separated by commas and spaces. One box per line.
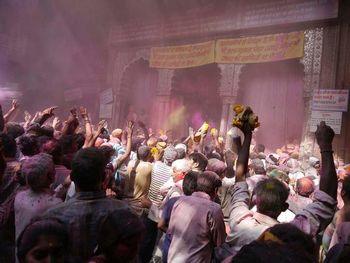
120, 58, 158, 128
171, 64, 221, 136
238, 60, 304, 152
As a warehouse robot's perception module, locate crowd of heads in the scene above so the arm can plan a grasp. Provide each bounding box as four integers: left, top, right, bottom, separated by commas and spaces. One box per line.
0, 101, 349, 263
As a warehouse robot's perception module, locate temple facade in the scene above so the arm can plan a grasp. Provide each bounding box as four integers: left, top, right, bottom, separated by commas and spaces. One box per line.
106, 0, 350, 161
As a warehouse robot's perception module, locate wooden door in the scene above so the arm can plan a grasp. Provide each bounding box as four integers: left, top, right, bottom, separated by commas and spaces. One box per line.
238, 60, 304, 152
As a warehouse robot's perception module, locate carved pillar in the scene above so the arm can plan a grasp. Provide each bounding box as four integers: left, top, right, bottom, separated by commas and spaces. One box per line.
110, 51, 131, 128
299, 28, 323, 157
156, 69, 174, 129
218, 64, 244, 146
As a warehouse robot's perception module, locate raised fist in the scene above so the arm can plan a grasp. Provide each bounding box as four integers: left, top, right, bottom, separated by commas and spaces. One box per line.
315, 121, 335, 150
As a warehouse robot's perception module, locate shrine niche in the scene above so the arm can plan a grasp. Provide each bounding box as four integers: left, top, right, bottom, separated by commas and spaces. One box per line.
171, 63, 222, 136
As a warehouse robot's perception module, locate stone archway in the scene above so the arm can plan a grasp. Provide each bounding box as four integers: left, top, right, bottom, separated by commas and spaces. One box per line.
118, 57, 159, 128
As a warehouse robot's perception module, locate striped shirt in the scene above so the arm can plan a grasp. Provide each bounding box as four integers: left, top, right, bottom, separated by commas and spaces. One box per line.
147, 161, 172, 221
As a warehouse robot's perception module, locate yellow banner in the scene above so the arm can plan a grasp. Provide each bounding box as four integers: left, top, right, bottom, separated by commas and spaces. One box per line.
150, 41, 215, 69
215, 31, 304, 64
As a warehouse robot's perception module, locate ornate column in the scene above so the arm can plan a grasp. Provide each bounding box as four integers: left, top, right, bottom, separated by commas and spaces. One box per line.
109, 50, 132, 128
218, 64, 244, 144
299, 28, 323, 157
156, 69, 174, 130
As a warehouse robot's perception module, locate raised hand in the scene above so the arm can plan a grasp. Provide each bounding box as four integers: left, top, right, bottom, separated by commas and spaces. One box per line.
52, 116, 61, 130
96, 120, 107, 134
125, 121, 134, 137
24, 111, 32, 122
79, 107, 88, 119
70, 107, 77, 117
42, 106, 58, 117
11, 99, 19, 110
315, 121, 335, 151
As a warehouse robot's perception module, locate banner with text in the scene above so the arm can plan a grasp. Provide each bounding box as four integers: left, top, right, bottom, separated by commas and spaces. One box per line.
150, 41, 215, 69
312, 89, 349, 112
215, 31, 304, 64
310, 111, 342, 134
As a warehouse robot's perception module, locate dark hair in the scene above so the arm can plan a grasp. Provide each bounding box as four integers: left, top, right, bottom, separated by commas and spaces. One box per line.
206, 158, 227, 177
196, 171, 222, 195
97, 209, 144, 257
59, 135, 76, 154
71, 148, 106, 191
41, 125, 54, 138
265, 223, 316, 259
189, 152, 208, 171
18, 135, 39, 156
131, 138, 143, 152
17, 217, 69, 263
5, 122, 25, 139
231, 240, 312, 263
0, 132, 17, 158
99, 145, 116, 165
183, 171, 199, 195
137, 145, 151, 161
254, 178, 290, 215
0, 153, 6, 180
74, 133, 85, 150
22, 153, 54, 191
40, 139, 63, 165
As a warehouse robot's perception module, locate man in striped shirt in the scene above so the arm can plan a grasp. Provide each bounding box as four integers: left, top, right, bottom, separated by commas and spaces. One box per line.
139, 145, 178, 263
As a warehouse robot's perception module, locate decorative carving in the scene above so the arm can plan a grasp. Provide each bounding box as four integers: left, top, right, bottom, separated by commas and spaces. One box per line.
157, 69, 174, 96
233, 64, 244, 97
299, 28, 324, 157
218, 64, 235, 96
301, 28, 323, 99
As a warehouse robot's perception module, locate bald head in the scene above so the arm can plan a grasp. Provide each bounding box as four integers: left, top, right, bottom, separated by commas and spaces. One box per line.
111, 129, 123, 140
296, 177, 315, 197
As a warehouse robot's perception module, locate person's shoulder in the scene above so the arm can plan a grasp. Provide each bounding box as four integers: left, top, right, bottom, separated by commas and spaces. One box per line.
100, 197, 129, 209
14, 189, 29, 203
43, 201, 70, 217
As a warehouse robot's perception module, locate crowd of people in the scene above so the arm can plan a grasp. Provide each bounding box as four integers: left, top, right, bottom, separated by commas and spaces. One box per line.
0, 99, 349, 263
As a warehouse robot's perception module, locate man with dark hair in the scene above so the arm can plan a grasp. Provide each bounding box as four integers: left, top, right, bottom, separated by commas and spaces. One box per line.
0, 132, 22, 262
167, 171, 225, 262
5, 122, 25, 139
189, 152, 208, 172
44, 147, 129, 262
40, 139, 71, 189
226, 122, 338, 253
18, 135, 39, 159
0, 133, 21, 203
158, 170, 199, 262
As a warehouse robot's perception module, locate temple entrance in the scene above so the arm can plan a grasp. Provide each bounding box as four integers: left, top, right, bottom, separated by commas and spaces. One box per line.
238, 60, 304, 152
120, 58, 158, 128
171, 64, 222, 137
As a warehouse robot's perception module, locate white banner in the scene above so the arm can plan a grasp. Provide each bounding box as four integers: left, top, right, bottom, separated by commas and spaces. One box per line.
312, 89, 349, 112
310, 111, 342, 134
